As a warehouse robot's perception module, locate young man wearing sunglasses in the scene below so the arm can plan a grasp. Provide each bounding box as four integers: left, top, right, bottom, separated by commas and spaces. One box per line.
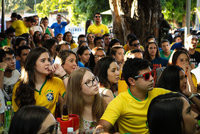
87, 13, 109, 37
96, 58, 170, 133
125, 36, 144, 56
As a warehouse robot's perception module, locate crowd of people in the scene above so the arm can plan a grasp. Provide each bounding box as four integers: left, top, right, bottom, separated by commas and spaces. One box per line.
0, 11, 200, 134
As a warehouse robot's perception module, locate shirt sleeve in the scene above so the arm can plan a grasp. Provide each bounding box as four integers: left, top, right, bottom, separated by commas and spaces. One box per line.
101, 96, 123, 126
11, 21, 18, 29
50, 23, 55, 29
104, 25, 109, 34
87, 26, 92, 34
56, 77, 66, 98
61, 22, 67, 26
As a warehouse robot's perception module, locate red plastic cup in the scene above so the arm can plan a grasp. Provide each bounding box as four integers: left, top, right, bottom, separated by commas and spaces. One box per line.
69, 114, 80, 131
57, 117, 73, 134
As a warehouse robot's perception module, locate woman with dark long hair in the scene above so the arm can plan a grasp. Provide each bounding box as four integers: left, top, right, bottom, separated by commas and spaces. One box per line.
9, 105, 61, 134
77, 46, 91, 67
63, 31, 78, 49
33, 31, 43, 47
157, 65, 200, 112
12, 47, 66, 115
94, 57, 120, 104
40, 17, 54, 37
144, 42, 168, 71
147, 92, 200, 134
169, 48, 196, 93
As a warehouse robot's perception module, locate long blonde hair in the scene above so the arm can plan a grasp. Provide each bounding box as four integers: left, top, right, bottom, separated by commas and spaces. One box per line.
65, 68, 105, 123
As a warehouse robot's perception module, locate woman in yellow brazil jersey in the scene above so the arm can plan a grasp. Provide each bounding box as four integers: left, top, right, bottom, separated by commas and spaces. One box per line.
12, 47, 66, 115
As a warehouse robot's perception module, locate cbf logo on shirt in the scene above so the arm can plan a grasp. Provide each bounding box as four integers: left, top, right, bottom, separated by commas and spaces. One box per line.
45, 89, 54, 101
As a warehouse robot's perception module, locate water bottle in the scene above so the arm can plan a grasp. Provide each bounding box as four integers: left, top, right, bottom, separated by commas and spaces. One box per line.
67, 127, 74, 134
4, 101, 13, 131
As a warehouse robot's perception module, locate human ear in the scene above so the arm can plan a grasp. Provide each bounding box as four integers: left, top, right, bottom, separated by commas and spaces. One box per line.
128, 77, 135, 86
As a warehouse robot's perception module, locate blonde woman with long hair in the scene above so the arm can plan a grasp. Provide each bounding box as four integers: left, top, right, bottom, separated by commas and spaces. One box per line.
64, 68, 106, 133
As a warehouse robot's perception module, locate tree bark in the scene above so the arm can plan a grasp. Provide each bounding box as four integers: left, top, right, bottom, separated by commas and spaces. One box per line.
109, 0, 163, 46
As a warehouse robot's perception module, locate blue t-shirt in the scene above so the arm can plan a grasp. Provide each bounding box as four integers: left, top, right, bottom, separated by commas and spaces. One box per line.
151, 57, 168, 71
50, 22, 68, 36
170, 42, 183, 50
78, 61, 85, 68
16, 60, 21, 73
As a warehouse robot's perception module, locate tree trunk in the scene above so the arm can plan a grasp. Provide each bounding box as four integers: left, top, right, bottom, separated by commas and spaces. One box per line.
109, 0, 163, 46
182, 15, 186, 27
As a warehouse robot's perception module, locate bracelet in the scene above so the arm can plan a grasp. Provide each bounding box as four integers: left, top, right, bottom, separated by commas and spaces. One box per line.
61, 73, 69, 80
188, 93, 198, 99
0, 68, 5, 72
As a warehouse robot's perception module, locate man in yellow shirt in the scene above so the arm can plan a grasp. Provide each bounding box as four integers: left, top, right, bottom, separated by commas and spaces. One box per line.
97, 58, 170, 133
87, 13, 109, 37
11, 16, 35, 36
124, 34, 144, 52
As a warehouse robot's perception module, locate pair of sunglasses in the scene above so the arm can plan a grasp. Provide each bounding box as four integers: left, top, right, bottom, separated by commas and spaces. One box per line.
134, 71, 155, 81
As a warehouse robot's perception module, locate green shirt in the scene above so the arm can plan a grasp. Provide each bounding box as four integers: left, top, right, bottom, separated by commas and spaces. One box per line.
160, 50, 172, 60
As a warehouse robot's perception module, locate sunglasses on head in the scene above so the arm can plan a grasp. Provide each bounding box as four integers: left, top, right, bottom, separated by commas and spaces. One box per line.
130, 43, 140, 47
134, 71, 155, 81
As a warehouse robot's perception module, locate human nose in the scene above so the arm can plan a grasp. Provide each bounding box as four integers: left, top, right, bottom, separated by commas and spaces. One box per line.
93, 78, 98, 86
46, 60, 51, 65
149, 73, 154, 81
11, 58, 15, 63
116, 69, 120, 76
73, 61, 77, 66
192, 110, 198, 119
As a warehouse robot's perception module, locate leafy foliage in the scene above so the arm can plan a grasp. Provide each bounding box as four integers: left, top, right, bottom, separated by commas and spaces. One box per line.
71, 0, 111, 25
0, 0, 43, 13
36, 0, 71, 17
161, 0, 197, 26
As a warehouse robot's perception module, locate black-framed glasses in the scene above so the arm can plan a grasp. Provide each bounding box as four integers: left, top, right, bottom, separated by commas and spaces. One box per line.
95, 16, 101, 18
134, 71, 155, 81
84, 76, 99, 87
130, 43, 140, 47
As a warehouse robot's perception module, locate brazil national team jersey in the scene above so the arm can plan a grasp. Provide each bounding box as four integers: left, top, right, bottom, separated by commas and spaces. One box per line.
12, 77, 66, 115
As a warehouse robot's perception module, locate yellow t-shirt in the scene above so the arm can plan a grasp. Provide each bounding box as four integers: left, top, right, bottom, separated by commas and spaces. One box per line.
101, 88, 170, 134
123, 44, 129, 52
11, 20, 29, 36
70, 42, 78, 49
87, 24, 109, 35
12, 77, 66, 115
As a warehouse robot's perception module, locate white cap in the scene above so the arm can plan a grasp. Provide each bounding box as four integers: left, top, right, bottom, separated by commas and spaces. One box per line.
67, 127, 74, 132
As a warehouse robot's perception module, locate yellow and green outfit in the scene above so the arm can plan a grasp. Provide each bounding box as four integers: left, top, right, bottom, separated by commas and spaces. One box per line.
11, 20, 29, 36
87, 24, 109, 35
12, 77, 66, 115
45, 28, 51, 36
101, 88, 170, 133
